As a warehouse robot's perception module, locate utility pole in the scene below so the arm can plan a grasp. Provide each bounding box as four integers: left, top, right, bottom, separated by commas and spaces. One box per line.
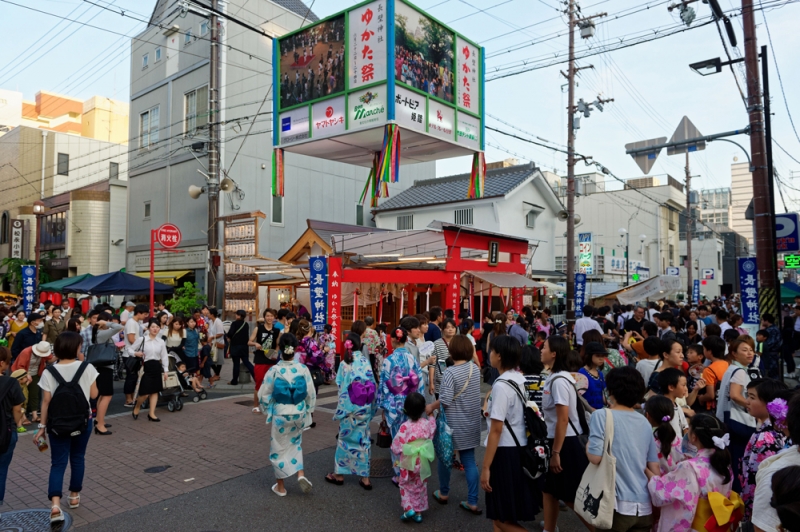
685, 152, 693, 301
761, 45, 781, 321
207, 0, 221, 307
742, 0, 777, 321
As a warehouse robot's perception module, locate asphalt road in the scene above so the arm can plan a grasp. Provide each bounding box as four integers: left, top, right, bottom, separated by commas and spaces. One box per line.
77, 443, 586, 532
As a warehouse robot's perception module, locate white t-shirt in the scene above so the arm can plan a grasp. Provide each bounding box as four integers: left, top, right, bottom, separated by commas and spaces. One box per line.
753, 446, 800, 532
39, 360, 99, 413
486, 371, 527, 447
574, 317, 603, 345
671, 400, 688, 436
715, 363, 754, 425
124, 318, 143, 357
120, 309, 133, 324
636, 358, 659, 385
542, 371, 583, 438
719, 321, 732, 334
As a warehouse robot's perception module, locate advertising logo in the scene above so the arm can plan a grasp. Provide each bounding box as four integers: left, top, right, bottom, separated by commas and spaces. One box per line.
281, 117, 291, 132
325, 106, 334, 118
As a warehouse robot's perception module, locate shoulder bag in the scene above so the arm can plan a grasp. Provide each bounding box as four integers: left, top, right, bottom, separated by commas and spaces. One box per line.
433, 363, 472, 469
86, 337, 117, 366
574, 408, 617, 529
124, 337, 145, 373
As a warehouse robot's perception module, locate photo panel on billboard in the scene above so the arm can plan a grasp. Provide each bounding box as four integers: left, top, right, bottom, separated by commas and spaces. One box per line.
278, 15, 346, 109
311, 96, 346, 139
455, 36, 479, 114
427, 99, 454, 141
394, 85, 426, 133
394, 1, 454, 104
348, 84, 388, 131
349, 0, 388, 90
279, 107, 310, 145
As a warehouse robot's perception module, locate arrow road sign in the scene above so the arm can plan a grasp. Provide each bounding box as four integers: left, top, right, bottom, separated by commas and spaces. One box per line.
667, 116, 706, 155
625, 136, 667, 174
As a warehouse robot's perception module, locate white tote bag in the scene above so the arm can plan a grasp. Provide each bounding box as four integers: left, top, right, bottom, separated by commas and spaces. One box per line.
574, 409, 616, 530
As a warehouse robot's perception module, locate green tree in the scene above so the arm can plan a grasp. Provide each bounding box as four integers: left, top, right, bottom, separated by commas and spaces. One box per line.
1, 256, 54, 293
165, 282, 205, 316
420, 17, 453, 67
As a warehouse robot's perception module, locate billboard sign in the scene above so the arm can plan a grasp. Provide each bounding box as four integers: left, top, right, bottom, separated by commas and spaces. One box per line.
394, 85, 426, 132
775, 213, 799, 252
311, 96, 346, 139
9, 219, 23, 259
349, 0, 387, 90
578, 232, 593, 274
280, 107, 310, 144
426, 99, 454, 141
738, 257, 759, 324
348, 85, 387, 130
455, 36, 479, 113
456, 111, 480, 150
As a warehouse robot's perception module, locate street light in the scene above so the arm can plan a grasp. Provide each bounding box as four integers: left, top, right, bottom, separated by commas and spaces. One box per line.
32, 200, 45, 288
618, 228, 647, 286
689, 56, 743, 76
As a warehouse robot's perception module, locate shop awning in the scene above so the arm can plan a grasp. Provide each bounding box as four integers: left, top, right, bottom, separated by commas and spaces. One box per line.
132, 270, 191, 286
467, 271, 541, 289
535, 281, 566, 293
40, 273, 94, 292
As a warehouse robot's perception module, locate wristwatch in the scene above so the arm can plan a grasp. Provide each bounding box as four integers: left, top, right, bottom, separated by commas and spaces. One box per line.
37, 424, 45, 429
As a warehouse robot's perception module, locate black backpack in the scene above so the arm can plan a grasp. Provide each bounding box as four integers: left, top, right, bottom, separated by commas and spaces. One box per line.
498, 379, 550, 480
0, 378, 16, 454
45, 362, 91, 437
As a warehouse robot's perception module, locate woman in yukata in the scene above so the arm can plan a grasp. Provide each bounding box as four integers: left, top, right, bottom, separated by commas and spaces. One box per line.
647, 413, 742, 532
325, 333, 376, 490
258, 332, 317, 497
378, 326, 423, 487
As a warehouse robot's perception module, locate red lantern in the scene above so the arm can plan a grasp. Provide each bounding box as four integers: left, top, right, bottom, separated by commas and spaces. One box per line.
39, 292, 48, 303
80, 298, 91, 314
51, 293, 62, 306
68, 297, 76, 309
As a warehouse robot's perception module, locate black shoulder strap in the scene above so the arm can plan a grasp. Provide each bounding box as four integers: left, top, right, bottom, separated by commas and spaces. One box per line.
550, 374, 589, 435
72, 361, 89, 384
498, 378, 527, 405
46, 364, 67, 387
497, 379, 528, 449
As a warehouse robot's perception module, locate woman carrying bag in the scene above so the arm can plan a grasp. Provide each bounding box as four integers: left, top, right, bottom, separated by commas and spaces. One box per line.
131, 319, 170, 422
582, 366, 660, 532
84, 313, 122, 435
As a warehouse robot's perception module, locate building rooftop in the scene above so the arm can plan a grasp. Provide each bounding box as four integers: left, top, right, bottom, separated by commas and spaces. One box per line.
374, 162, 537, 212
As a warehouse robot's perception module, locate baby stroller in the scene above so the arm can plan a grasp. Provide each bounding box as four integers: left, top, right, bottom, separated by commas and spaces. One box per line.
161, 351, 185, 412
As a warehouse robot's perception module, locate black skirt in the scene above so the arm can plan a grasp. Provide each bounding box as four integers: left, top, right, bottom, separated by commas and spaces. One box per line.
96, 367, 114, 396
138, 360, 164, 396
543, 436, 589, 503
486, 446, 540, 523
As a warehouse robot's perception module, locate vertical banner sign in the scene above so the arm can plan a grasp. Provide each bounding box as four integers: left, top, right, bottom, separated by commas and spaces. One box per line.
309, 256, 328, 332
448, 272, 460, 315
738, 257, 759, 325
328, 257, 343, 352
349, 0, 387, 90
511, 287, 523, 312
574, 273, 587, 318
22, 265, 36, 314
9, 219, 23, 259
578, 232, 593, 274
456, 36, 479, 113
693, 279, 700, 305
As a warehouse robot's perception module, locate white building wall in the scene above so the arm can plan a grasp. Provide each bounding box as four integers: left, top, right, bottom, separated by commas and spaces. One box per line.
731, 162, 753, 252
680, 237, 724, 298
108, 183, 127, 272
50, 132, 127, 195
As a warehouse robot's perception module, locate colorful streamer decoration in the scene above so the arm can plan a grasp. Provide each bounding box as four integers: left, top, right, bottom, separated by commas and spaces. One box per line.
358, 152, 380, 208
375, 124, 401, 198
272, 148, 285, 197
467, 151, 486, 199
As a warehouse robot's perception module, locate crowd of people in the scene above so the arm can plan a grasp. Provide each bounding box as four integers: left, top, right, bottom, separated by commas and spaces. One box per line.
2, 295, 800, 531
279, 20, 345, 108
394, 46, 454, 103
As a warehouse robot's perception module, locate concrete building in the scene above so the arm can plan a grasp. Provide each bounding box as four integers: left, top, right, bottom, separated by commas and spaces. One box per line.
679, 235, 724, 299
0, 125, 128, 287
372, 162, 564, 277
0, 89, 129, 142
693, 187, 732, 228
126, 0, 434, 293
731, 161, 753, 251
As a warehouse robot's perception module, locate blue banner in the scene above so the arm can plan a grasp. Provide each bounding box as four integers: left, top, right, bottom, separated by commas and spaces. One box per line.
738, 257, 759, 325
309, 256, 328, 332
574, 273, 587, 318
21, 265, 36, 314
692, 279, 700, 305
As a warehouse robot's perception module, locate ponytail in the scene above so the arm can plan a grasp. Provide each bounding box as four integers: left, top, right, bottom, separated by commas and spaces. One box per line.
690, 414, 732, 484
645, 395, 677, 459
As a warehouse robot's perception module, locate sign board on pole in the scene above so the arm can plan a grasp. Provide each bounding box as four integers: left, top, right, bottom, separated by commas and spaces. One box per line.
667, 116, 706, 156
738, 257, 759, 325
21, 265, 36, 314
701, 268, 715, 280
784, 254, 800, 269
578, 232, 593, 274
775, 213, 800, 252
308, 256, 328, 332
9, 219, 23, 259
666, 266, 680, 276
156, 223, 182, 249
625, 137, 667, 175
488, 241, 499, 266
574, 273, 587, 317
693, 279, 700, 304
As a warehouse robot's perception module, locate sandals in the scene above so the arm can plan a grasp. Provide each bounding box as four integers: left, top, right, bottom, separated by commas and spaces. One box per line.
68, 494, 81, 509
391, 477, 399, 488
298, 476, 313, 494
50, 505, 65, 523
432, 490, 449, 505
325, 474, 344, 485
459, 501, 482, 515
252, 407, 261, 414
359, 478, 373, 491
271, 483, 286, 497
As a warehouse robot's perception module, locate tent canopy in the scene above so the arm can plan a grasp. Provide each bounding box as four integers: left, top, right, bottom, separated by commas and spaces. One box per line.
467, 271, 541, 289
781, 283, 800, 304
63, 271, 173, 296
597, 275, 682, 305
40, 273, 94, 292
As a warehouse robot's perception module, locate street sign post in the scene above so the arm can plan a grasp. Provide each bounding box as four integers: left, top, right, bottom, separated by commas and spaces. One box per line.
667, 116, 707, 156
150, 224, 183, 315
666, 266, 680, 276
702, 268, 715, 279
624, 137, 667, 175
156, 223, 182, 249
775, 213, 799, 252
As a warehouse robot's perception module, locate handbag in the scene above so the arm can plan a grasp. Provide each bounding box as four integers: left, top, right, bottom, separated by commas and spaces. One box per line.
164, 371, 180, 389
376, 420, 392, 448
86, 340, 117, 366
574, 408, 617, 529
124, 338, 146, 373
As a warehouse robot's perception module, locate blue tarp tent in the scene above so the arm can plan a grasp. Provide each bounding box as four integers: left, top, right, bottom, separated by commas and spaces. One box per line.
61, 271, 173, 296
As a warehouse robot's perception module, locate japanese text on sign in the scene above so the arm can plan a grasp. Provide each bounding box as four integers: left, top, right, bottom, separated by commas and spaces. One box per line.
574, 273, 587, 317
309, 256, 328, 332
9, 219, 23, 259
21, 265, 36, 314
578, 232, 593, 275
738, 257, 759, 325
349, 1, 387, 89
693, 279, 700, 305
785, 254, 800, 269
328, 257, 343, 351
456, 36, 479, 112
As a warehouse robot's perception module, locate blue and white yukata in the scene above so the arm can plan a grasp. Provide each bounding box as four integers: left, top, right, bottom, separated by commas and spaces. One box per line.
333, 350, 376, 477
378, 346, 423, 475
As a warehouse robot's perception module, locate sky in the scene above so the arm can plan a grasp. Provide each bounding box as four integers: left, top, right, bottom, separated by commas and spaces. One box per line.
2, 0, 800, 211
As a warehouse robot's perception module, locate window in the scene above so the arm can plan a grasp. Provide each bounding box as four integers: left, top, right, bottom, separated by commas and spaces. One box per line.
356, 204, 364, 226
200, 21, 209, 36
184, 85, 209, 135
139, 106, 159, 150
57, 153, 69, 176
454, 207, 473, 226
142, 53, 149, 69
0, 211, 8, 245
526, 210, 539, 229
397, 214, 413, 230
109, 162, 119, 180
185, 30, 193, 45
669, 244, 675, 263
144, 202, 151, 219
41, 211, 66, 247
155, 47, 162, 62
555, 256, 568, 272
271, 195, 284, 225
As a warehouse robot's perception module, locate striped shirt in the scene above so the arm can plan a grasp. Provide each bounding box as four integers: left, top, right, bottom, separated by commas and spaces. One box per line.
439, 361, 482, 450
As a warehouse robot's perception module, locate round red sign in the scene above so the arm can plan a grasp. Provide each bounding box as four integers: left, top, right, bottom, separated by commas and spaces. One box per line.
156, 223, 181, 249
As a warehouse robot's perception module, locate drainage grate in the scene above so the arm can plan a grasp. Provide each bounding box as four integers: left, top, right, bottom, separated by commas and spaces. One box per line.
144, 465, 171, 474
369, 458, 394, 478
0, 509, 73, 531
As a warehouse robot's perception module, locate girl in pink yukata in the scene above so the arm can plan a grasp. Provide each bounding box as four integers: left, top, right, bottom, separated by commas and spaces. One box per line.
646, 414, 741, 532
390, 392, 436, 523
645, 395, 686, 474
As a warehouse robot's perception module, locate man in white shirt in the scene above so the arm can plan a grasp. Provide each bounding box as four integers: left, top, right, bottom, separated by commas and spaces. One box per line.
120, 301, 135, 325
123, 304, 148, 406
574, 305, 604, 346
717, 309, 732, 334
207, 307, 225, 385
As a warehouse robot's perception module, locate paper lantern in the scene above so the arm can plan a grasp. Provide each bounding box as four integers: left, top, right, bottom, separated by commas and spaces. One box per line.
39, 292, 48, 303
51, 293, 62, 306
80, 298, 91, 314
